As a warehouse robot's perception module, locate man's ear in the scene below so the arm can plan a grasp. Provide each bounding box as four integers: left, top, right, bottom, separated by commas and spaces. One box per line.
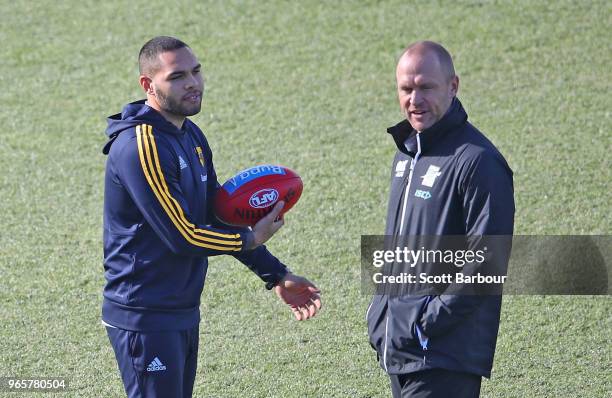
139, 75, 154, 96
450, 75, 459, 97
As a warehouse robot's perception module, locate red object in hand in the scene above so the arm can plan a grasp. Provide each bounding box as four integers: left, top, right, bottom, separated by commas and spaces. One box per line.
214, 164, 303, 226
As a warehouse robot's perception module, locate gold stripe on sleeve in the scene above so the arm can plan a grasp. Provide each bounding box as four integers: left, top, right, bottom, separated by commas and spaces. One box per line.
136, 124, 242, 251
142, 125, 242, 245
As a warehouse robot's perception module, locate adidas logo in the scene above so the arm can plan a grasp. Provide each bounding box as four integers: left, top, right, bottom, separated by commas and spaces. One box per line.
146, 357, 167, 372
179, 156, 188, 170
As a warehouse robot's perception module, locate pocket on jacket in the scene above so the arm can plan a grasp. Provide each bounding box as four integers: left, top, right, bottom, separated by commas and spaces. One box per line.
388, 295, 429, 350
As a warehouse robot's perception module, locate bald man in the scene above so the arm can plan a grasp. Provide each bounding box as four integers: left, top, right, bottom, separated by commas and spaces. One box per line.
366, 41, 515, 397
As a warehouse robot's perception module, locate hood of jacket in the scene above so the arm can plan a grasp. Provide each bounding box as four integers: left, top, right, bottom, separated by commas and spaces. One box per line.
103, 99, 184, 154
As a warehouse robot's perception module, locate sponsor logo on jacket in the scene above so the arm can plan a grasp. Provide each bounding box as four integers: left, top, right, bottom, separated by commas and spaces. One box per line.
421, 165, 441, 187
415, 189, 432, 200
395, 160, 408, 177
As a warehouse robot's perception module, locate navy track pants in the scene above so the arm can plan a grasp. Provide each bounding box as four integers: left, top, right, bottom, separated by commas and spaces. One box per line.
106, 325, 199, 398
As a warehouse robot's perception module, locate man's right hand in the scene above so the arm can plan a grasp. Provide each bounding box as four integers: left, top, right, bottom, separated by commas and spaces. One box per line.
249, 201, 285, 249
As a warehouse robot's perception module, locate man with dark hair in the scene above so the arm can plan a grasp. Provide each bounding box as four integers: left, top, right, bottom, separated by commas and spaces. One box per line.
138, 36, 188, 75
366, 41, 515, 397
102, 36, 322, 398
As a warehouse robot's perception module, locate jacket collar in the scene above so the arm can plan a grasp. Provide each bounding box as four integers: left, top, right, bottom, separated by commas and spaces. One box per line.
103, 100, 191, 154
387, 98, 468, 156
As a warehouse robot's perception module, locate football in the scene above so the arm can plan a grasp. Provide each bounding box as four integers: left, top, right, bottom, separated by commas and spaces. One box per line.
214, 164, 303, 226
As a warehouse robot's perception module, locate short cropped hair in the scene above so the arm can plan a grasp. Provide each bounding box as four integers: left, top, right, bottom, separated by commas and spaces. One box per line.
138, 36, 189, 76
403, 40, 456, 81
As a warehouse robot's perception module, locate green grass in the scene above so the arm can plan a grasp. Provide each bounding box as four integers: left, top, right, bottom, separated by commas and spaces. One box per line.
0, 0, 610, 396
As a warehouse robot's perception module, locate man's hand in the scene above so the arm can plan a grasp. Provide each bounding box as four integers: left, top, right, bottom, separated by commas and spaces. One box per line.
275, 273, 322, 320
249, 201, 285, 249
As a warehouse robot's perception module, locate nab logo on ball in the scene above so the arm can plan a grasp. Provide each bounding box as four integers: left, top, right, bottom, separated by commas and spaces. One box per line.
249, 188, 279, 208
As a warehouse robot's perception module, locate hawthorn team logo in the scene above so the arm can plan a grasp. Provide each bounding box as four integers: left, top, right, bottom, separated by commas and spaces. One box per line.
195, 146, 205, 166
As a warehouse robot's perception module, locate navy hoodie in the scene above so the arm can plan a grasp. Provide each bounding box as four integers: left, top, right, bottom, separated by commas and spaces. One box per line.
102, 100, 288, 331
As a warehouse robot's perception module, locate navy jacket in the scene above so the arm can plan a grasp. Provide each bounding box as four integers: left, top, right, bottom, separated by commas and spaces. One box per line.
102, 100, 288, 331
366, 99, 515, 377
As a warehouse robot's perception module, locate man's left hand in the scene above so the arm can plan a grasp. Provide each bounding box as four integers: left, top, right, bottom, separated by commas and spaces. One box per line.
275, 273, 322, 320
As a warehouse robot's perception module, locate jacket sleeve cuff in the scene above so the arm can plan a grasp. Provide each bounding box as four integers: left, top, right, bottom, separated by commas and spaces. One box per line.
256, 256, 289, 290
232, 240, 290, 289
240, 230, 254, 252
265, 268, 289, 290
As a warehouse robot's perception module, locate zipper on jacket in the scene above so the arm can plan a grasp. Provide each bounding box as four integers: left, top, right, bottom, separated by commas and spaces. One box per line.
384, 134, 421, 371
416, 296, 432, 363
415, 324, 429, 363
382, 315, 390, 372
398, 134, 421, 236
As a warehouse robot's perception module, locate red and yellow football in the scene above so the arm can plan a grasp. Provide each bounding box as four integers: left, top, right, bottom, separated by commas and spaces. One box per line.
214, 164, 303, 226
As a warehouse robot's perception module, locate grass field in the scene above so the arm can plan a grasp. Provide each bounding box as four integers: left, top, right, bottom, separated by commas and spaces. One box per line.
0, 0, 610, 397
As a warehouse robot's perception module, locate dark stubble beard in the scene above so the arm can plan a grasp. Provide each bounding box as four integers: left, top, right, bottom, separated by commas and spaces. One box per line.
154, 86, 202, 117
